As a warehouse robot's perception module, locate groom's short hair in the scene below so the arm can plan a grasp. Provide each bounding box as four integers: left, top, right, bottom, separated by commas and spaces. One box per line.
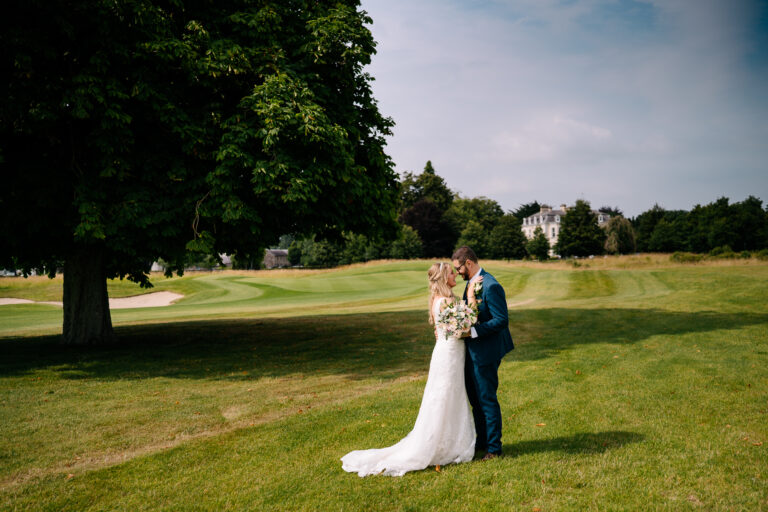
452, 246, 478, 264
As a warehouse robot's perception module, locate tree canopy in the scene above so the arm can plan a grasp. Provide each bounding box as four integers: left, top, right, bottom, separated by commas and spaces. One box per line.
648, 219, 683, 253
604, 216, 637, 255
599, 205, 624, 218
631, 196, 768, 253
554, 200, 606, 257
443, 196, 504, 235
455, 220, 488, 257
512, 201, 541, 220
0, 0, 399, 343
488, 214, 527, 260
526, 227, 550, 260
400, 199, 455, 257
399, 160, 454, 213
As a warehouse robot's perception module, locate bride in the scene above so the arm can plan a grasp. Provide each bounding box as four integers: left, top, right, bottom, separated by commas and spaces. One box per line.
341, 262, 479, 477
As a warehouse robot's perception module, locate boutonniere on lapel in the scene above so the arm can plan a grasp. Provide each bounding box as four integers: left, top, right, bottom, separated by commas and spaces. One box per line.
473, 280, 483, 303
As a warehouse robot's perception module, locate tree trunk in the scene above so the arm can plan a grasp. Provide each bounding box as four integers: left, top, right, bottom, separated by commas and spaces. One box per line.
62, 245, 115, 344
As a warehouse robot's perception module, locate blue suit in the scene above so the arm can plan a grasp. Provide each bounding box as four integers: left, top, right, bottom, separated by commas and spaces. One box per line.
463, 269, 514, 455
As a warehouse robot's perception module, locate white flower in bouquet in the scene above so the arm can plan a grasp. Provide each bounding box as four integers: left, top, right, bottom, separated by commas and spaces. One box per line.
436, 299, 478, 339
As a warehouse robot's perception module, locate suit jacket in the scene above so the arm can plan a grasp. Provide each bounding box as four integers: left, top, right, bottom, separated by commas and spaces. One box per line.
463, 269, 514, 365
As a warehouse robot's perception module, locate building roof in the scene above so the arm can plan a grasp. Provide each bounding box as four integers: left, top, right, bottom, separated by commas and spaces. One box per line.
523, 206, 610, 223
266, 249, 289, 256
523, 209, 567, 221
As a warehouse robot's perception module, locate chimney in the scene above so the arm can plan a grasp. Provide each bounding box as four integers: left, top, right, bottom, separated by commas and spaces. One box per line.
560, 204, 567, 212
540, 204, 552, 213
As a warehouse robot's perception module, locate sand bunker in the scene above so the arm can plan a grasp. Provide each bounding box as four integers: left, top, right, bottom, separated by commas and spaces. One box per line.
109, 291, 184, 309
0, 298, 37, 306
0, 291, 183, 309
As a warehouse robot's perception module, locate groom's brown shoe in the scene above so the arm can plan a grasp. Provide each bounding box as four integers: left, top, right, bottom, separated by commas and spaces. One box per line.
481, 452, 500, 461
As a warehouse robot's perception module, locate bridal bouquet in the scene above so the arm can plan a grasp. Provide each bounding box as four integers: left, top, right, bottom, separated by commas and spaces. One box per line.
436, 299, 478, 339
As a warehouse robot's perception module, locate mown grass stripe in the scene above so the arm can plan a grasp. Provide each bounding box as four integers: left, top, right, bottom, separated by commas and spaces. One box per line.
567, 270, 618, 300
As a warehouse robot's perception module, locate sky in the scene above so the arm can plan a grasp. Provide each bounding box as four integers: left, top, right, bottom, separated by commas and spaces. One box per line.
360, 0, 768, 217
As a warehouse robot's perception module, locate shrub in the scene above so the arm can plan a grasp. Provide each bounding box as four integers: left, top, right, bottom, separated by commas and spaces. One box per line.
739, 251, 752, 259
671, 252, 703, 263
756, 249, 768, 261
708, 245, 736, 259
387, 225, 423, 259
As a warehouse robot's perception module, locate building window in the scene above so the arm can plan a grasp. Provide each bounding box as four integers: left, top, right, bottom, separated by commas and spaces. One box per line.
556, 215, 560, 222
599, 215, 604, 222
552, 228, 556, 238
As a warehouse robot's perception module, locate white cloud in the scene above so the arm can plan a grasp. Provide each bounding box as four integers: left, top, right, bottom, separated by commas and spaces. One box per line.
362, 0, 768, 216
492, 115, 614, 164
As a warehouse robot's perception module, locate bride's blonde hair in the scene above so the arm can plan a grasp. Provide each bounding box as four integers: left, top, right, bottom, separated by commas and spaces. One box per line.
428, 262, 455, 324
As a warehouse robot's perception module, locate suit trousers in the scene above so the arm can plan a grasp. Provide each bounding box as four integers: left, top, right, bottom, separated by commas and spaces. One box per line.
464, 354, 503, 454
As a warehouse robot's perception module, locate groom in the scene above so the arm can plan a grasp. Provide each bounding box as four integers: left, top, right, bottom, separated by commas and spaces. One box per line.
452, 246, 514, 460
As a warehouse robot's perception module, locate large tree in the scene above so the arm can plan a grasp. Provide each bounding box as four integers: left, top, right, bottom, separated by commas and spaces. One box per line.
648, 219, 685, 252
512, 201, 541, 220
526, 227, 550, 261
729, 196, 768, 251
632, 204, 666, 252
554, 200, 606, 257
599, 205, 624, 218
488, 214, 527, 260
443, 196, 504, 235
400, 199, 455, 257
399, 160, 454, 213
456, 220, 488, 257
604, 216, 637, 255
0, 1, 399, 344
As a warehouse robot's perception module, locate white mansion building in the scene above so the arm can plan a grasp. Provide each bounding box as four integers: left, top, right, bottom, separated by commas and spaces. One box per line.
522, 204, 611, 249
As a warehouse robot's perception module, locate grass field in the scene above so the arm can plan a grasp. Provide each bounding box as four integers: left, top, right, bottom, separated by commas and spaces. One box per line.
1, 257, 767, 510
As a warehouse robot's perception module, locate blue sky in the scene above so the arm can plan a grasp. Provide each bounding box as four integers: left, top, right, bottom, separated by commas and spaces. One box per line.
361, 0, 768, 217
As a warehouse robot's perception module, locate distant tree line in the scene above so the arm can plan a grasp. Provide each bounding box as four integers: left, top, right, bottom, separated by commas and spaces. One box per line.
284, 161, 540, 266
275, 162, 768, 267
285, 226, 423, 268
631, 196, 768, 253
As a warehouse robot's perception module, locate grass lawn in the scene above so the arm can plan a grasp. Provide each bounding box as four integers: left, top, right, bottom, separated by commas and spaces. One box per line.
1, 258, 767, 510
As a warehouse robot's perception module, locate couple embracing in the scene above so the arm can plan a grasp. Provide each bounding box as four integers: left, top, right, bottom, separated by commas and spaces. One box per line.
342, 246, 514, 477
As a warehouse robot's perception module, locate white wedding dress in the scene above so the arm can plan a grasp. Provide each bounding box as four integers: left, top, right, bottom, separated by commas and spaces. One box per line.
341, 297, 476, 477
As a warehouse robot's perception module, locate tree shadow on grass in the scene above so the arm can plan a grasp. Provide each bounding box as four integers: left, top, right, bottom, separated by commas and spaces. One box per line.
503, 431, 645, 458
1, 308, 766, 382
0, 311, 437, 382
